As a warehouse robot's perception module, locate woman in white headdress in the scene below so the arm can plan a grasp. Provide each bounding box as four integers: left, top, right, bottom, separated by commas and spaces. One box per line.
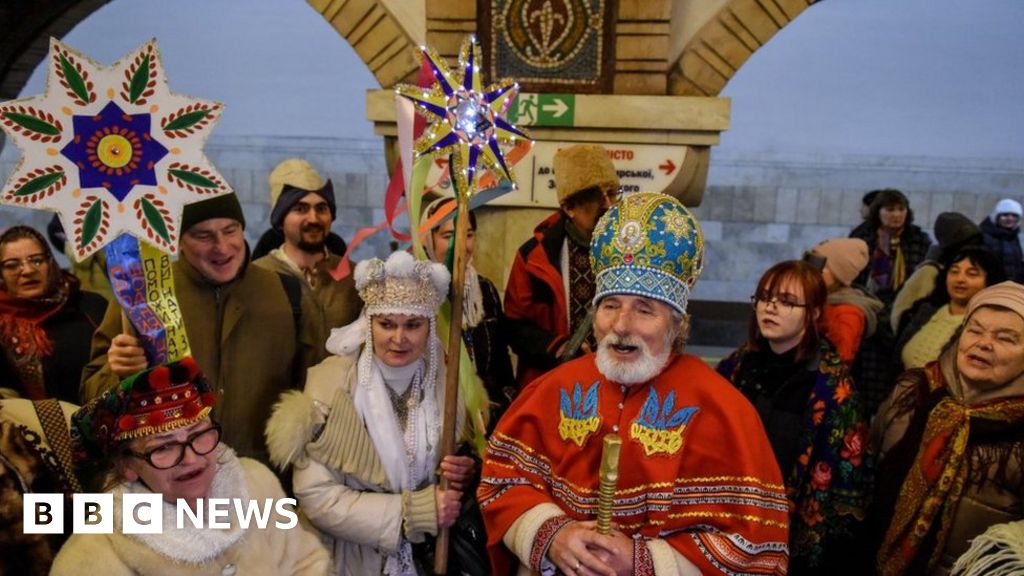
266, 251, 474, 575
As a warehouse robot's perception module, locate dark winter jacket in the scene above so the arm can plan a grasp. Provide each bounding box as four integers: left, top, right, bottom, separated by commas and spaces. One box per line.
980, 217, 1023, 283
850, 224, 932, 303
467, 275, 516, 423
0, 287, 106, 404
718, 339, 872, 571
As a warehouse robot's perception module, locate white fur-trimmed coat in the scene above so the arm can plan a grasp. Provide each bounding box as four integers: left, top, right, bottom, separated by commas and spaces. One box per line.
265, 350, 464, 576
50, 452, 329, 575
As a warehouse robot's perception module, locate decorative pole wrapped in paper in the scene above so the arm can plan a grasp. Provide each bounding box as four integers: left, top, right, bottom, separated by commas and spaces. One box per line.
395, 36, 531, 573
0, 38, 231, 365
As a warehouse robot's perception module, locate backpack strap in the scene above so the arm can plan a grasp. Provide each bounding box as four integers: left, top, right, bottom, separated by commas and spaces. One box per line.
277, 272, 303, 337
31, 399, 82, 493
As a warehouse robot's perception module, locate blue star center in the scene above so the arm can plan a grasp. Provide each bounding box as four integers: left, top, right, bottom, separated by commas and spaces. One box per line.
61, 101, 169, 202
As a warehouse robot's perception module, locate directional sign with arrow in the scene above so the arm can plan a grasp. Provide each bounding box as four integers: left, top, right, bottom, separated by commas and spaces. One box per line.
541, 96, 570, 120
510, 93, 575, 127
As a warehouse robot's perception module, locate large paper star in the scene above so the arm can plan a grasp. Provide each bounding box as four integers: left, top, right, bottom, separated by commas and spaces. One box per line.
396, 36, 530, 198
0, 38, 231, 260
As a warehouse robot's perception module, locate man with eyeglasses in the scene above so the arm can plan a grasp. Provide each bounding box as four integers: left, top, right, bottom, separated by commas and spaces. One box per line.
253, 158, 361, 330
504, 144, 622, 389
81, 193, 326, 464
52, 357, 329, 574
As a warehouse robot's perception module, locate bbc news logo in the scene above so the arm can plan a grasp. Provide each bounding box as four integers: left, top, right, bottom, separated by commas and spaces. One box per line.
24, 494, 298, 534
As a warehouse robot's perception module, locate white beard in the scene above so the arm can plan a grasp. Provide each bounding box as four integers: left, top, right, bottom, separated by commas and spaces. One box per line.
595, 333, 671, 385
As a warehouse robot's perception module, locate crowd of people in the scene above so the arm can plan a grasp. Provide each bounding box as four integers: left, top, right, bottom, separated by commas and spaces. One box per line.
0, 148, 1023, 575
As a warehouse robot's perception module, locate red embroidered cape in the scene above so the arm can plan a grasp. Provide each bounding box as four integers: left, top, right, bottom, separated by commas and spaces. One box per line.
479, 353, 791, 575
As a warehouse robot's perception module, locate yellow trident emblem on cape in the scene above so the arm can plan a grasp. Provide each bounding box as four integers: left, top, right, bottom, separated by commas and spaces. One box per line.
559, 381, 601, 447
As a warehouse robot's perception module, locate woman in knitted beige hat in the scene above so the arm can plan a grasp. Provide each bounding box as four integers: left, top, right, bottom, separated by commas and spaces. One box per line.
871, 281, 1024, 575
808, 237, 895, 420
808, 238, 882, 365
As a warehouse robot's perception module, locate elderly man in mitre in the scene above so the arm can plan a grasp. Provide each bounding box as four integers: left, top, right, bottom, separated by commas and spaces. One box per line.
479, 192, 789, 576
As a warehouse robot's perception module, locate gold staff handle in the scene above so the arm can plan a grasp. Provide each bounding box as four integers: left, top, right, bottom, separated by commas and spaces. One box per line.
596, 434, 622, 535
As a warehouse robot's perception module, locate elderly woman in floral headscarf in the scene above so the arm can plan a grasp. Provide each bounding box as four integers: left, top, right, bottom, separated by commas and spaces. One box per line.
871, 281, 1024, 575
0, 225, 107, 402
267, 251, 476, 575
50, 357, 329, 575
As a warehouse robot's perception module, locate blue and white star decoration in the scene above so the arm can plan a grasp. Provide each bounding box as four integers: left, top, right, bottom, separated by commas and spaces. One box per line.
0, 38, 231, 260
396, 36, 530, 198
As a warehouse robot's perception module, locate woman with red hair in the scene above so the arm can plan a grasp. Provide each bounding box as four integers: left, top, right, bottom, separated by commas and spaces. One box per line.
718, 260, 871, 573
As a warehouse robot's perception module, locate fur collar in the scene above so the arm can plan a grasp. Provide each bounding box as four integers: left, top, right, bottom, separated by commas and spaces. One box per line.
112, 447, 248, 564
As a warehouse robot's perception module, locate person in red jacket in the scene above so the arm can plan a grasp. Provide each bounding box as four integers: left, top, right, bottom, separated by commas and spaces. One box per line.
504, 144, 620, 388
808, 238, 882, 365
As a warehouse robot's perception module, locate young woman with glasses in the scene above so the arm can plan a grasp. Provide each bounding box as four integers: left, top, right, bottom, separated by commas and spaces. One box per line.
0, 225, 107, 402
717, 260, 872, 573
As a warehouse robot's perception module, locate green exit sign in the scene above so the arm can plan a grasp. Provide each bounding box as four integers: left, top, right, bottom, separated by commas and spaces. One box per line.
509, 93, 575, 127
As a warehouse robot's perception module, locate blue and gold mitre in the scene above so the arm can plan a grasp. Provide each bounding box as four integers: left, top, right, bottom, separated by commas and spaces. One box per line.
590, 192, 704, 313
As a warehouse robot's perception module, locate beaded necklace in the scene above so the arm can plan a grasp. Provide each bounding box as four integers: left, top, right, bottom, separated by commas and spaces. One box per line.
385, 364, 425, 489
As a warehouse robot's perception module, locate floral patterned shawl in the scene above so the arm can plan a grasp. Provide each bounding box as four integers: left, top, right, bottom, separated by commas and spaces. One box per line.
718, 338, 872, 568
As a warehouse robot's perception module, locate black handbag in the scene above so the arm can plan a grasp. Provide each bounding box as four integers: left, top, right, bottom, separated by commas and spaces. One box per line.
412, 491, 491, 575
414, 445, 492, 575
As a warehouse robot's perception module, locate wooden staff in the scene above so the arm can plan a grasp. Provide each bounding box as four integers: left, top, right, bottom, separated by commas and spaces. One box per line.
596, 434, 622, 535
434, 190, 471, 574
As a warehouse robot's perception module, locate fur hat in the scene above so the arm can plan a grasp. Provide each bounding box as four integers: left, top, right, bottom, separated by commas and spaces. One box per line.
933, 212, 981, 251
354, 251, 449, 319
991, 198, 1023, 221
268, 158, 336, 230
811, 238, 869, 287
71, 357, 217, 461
553, 144, 619, 204
590, 192, 703, 313
180, 193, 245, 232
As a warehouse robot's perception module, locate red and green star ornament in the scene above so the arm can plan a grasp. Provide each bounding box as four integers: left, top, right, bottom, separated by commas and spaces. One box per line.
0, 38, 231, 260
396, 36, 530, 198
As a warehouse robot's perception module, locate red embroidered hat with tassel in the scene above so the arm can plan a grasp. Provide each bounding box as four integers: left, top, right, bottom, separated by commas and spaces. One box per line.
71, 357, 217, 461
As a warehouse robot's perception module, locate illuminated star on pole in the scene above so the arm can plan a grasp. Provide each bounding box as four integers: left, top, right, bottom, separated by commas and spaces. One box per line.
396, 36, 530, 198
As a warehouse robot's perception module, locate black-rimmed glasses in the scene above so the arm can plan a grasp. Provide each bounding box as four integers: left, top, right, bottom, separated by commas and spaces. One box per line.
750, 294, 808, 315
125, 423, 221, 470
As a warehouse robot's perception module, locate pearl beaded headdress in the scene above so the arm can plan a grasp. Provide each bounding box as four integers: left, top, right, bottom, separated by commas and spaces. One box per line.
354, 251, 450, 319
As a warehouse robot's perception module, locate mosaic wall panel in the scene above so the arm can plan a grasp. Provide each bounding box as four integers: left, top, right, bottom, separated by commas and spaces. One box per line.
481, 0, 615, 93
